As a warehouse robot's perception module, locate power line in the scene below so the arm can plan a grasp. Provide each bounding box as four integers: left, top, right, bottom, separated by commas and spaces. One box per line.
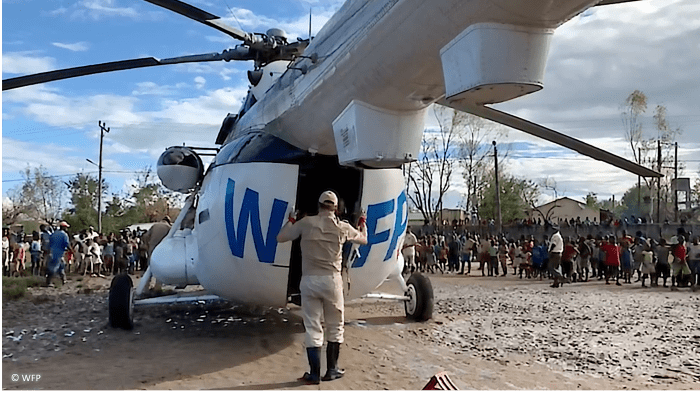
2, 169, 152, 183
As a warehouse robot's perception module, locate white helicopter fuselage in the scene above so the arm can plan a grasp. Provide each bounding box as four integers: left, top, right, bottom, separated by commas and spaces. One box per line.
234, 0, 600, 156
149, 0, 603, 308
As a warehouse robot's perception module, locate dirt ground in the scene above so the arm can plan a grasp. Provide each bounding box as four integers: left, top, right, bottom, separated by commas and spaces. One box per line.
2, 271, 699, 390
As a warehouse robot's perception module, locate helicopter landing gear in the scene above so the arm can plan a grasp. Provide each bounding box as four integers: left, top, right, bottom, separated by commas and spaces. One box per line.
404, 273, 433, 322
109, 274, 135, 330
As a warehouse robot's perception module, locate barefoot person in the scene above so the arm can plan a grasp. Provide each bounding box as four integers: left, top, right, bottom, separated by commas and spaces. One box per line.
277, 191, 368, 384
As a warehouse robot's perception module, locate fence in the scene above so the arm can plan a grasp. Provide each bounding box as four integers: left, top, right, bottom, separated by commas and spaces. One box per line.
415, 222, 700, 241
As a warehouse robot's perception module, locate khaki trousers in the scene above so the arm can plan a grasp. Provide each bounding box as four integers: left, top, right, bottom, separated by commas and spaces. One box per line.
300, 274, 344, 348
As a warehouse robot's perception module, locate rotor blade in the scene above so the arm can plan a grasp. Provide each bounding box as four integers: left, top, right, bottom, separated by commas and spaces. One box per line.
439, 98, 662, 178
2, 50, 251, 91
596, 0, 641, 6
144, 0, 252, 43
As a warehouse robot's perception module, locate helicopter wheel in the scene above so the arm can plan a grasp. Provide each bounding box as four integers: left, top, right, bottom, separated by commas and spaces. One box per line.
404, 273, 433, 322
109, 274, 135, 330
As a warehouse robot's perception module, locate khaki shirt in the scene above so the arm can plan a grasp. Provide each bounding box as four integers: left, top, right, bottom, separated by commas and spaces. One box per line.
277, 210, 367, 276
143, 222, 172, 256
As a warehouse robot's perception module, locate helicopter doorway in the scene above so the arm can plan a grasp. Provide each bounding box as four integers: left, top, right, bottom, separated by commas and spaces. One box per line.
286, 156, 363, 304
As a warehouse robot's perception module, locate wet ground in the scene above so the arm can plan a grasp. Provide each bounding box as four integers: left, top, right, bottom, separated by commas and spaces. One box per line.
3, 272, 699, 390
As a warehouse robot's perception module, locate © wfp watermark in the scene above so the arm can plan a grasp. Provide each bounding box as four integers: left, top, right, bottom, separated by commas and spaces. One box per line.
10, 374, 41, 382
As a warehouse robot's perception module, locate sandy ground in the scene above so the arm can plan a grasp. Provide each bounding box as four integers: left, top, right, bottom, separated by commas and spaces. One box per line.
2, 271, 699, 390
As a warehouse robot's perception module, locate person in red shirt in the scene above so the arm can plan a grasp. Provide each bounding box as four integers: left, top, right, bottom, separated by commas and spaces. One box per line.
670, 235, 690, 289
561, 237, 579, 283
601, 235, 622, 286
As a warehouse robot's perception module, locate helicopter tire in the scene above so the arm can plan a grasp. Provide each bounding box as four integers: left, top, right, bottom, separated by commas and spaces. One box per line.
404, 273, 433, 322
109, 274, 134, 330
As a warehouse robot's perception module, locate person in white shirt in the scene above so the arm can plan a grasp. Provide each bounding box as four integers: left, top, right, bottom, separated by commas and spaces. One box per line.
548, 226, 565, 288
402, 226, 418, 274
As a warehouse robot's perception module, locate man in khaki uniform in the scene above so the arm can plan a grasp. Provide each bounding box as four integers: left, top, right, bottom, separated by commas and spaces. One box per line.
142, 216, 172, 262
277, 191, 367, 384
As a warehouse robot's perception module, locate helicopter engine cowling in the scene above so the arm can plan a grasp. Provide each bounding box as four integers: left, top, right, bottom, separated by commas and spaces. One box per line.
149, 229, 199, 288
157, 147, 204, 192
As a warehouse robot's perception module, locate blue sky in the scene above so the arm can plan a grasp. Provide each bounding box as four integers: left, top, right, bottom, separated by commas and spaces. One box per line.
3, 0, 700, 211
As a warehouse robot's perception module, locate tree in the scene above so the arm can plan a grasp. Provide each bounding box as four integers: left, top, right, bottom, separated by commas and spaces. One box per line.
455, 112, 508, 218
599, 195, 626, 220
62, 173, 105, 232
585, 192, 601, 210
478, 171, 539, 223
2, 193, 26, 226
127, 166, 181, 223
5, 166, 66, 225
407, 106, 461, 223
647, 104, 684, 221
621, 90, 647, 164
620, 92, 685, 221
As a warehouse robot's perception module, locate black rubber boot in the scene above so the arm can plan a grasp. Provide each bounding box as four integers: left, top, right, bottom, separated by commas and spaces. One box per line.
322, 342, 345, 381
301, 347, 321, 384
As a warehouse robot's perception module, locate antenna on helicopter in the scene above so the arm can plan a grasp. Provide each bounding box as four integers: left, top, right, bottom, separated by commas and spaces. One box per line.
224, 0, 245, 33
309, 8, 312, 41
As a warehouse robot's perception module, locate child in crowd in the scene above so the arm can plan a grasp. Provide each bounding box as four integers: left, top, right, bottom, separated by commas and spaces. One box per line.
620, 241, 633, 284
688, 236, 700, 290
498, 239, 509, 277
597, 236, 607, 280
640, 243, 655, 288
670, 235, 690, 290
30, 231, 42, 276
654, 238, 671, 287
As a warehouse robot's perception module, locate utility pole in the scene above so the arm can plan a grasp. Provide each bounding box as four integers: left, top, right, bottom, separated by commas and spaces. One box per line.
638, 147, 641, 218
493, 141, 502, 235
657, 140, 661, 224
97, 121, 109, 233
674, 141, 678, 222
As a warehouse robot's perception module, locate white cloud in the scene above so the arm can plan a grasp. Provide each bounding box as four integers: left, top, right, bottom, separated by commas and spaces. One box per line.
76, 0, 138, 19
194, 76, 206, 89
50, 0, 159, 20
1, 137, 85, 176
2, 53, 56, 75
131, 81, 186, 96
497, 0, 700, 147
52, 41, 90, 52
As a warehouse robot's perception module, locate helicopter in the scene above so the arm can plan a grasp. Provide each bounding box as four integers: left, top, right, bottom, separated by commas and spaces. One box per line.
3, 0, 661, 330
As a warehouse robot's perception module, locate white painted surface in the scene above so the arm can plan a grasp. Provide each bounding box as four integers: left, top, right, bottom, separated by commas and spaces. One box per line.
194, 163, 298, 307
332, 100, 425, 168
233, 0, 600, 154
347, 169, 408, 300
440, 23, 553, 104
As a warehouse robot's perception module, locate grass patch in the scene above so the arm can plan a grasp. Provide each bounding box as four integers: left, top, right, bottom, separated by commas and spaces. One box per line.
2, 276, 45, 301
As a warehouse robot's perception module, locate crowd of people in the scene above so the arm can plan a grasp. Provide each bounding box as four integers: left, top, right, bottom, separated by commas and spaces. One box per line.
401, 226, 700, 291
2, 219, 170, 286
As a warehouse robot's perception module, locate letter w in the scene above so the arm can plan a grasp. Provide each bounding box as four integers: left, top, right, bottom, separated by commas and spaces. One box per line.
225, 179, 288, 263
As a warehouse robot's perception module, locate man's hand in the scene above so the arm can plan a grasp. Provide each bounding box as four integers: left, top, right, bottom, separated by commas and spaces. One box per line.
358, 214, 366, 230
288, 207, 297, 224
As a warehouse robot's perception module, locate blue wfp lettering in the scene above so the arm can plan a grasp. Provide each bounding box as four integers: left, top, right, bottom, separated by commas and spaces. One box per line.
224, 178, 288, 263
352, 190, 408, 268
384, 190, 407, 260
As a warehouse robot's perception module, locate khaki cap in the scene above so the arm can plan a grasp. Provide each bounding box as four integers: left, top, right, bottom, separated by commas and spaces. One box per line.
318, 190, 338, 206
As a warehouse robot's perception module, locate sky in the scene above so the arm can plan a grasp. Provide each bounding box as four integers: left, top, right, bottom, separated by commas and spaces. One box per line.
2, 0, 700, 212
